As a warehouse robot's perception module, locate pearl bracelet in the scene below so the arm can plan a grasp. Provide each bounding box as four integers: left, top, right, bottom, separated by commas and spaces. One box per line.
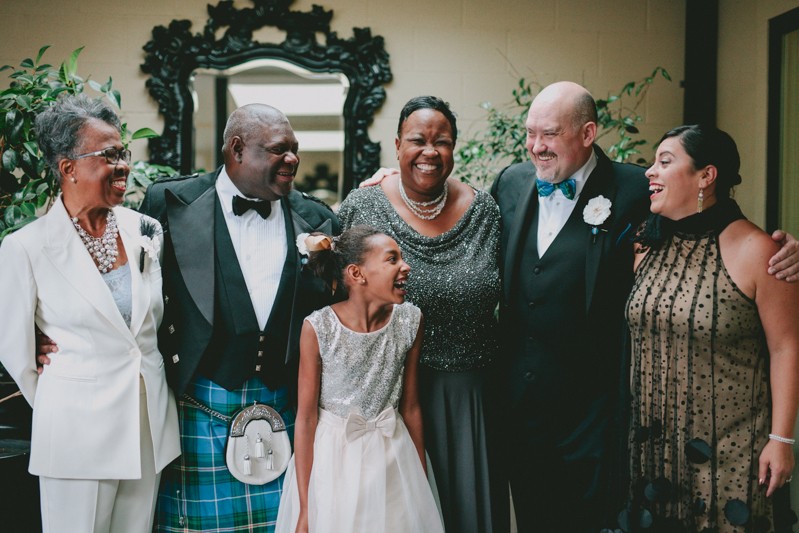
769, 433, 796, 445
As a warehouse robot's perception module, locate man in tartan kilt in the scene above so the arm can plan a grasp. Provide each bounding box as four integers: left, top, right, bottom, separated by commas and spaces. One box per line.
140, 104, 340, 532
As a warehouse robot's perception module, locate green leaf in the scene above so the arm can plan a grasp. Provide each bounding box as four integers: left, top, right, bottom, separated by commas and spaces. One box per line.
110, 89, 121, 108
15, 94, 32, 110
64, 46, 84, 78
20, 202, 36, 217
20, 58, 34, 69
35, 45, 51, 65
88, 79, 102, 92
131, 127, 160, 140
2, 147, 19, 171
23, 141, 39, 158
100, 77, 113, 93
4, 205, 23, 226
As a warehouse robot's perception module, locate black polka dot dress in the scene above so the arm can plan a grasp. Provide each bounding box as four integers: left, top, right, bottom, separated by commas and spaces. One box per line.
625, 209, 775, 532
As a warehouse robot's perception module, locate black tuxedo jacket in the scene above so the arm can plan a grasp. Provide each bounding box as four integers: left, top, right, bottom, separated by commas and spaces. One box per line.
491, 146, 649, 457
140, 169, 340, 396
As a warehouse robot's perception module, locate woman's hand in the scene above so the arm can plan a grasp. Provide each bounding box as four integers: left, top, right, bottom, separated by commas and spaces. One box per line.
35, 327, 57, 375
295, 510, 309, 533
768, 230, 799, 282
758, 439, 795, 497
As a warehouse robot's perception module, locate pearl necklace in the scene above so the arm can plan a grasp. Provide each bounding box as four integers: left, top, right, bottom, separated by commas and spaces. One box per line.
71, 210, 120, 273
398, 179, 449, 220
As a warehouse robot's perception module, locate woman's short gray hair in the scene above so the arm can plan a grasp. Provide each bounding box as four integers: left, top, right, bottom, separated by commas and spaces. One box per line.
34, 94, 121, 182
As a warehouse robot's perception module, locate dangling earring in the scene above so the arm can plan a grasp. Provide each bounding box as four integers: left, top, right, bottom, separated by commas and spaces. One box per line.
697, 187, 704, 213
70, 177, 78, 184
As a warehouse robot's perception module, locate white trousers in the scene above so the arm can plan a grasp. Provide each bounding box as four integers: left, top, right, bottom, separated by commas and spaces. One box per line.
39, 377, 160, 533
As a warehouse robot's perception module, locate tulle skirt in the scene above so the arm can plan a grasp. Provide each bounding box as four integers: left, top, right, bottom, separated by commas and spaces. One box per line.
276, 407, 444, 533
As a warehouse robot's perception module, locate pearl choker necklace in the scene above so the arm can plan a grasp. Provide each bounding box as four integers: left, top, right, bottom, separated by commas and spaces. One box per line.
398, 179, 449, 220
71, 210, 119, 273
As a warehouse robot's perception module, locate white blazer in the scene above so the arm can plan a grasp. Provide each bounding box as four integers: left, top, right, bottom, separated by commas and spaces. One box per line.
0, 197, 180, 479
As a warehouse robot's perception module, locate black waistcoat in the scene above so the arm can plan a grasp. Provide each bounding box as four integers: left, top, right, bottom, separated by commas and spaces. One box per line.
514, 204, 589, 348
197, 197, 297, 390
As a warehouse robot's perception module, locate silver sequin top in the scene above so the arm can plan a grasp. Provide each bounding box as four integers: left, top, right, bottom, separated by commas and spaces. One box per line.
306, 303, 421, 419
338, 185, 500, 371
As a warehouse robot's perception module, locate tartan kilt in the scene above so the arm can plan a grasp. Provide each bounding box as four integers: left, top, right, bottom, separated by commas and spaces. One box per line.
154, 376, 295, 532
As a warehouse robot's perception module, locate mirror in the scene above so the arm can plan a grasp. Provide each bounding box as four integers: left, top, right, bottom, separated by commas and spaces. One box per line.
193, 60, 348, 205
141, 0, 392, 195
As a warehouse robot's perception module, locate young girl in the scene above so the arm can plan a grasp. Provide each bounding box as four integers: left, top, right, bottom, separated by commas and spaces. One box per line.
276, 225, 444, 533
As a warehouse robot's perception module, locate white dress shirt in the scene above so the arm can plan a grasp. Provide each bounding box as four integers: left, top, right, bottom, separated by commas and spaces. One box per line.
536, 153, 598, 257
216, 169, 286, 329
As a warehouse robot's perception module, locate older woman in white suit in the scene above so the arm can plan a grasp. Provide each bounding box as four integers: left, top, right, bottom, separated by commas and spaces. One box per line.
0, 94, 180, 533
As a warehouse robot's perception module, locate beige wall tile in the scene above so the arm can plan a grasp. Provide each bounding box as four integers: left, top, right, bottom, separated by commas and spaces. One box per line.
557, 0, 647, 32
1, 0, 686, 189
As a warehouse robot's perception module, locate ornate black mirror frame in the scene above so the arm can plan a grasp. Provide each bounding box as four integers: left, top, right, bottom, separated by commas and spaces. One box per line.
141, 0, 392, 188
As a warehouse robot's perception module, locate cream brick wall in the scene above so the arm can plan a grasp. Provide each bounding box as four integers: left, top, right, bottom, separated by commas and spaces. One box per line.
0, 0, 685, 184
718, 0, 798, 226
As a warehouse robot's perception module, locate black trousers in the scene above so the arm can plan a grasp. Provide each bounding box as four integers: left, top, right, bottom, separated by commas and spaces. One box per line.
507, 438, 607, 533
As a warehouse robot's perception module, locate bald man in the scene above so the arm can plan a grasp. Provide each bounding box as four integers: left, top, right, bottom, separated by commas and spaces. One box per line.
140, 104, 339, 531
490, 82, 799, 531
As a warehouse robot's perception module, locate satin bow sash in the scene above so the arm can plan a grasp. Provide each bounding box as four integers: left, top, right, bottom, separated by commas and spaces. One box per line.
344, 407, 397, 443
536, 178, 576, 200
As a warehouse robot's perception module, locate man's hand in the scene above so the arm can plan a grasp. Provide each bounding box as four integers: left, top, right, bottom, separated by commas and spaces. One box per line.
35, 327, 57, 375
768, 230, 799, 282
358, 167, 398, 188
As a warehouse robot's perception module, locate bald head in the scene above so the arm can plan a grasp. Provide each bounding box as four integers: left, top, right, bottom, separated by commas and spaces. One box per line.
223, 104, 290, 154
525, 82, 598, 183
531, 82, 597, 130
223, 103, 300, 201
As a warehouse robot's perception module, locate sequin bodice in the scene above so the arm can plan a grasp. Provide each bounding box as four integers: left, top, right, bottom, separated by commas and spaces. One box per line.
306, 303, 421, 420
337, 185, 500, 371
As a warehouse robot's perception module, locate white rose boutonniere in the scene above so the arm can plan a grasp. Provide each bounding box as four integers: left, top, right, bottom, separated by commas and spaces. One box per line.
139, 218, 162, 272
583, 195, 612, 243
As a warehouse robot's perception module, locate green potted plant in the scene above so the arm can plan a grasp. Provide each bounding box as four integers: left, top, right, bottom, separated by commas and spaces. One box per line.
0, 46, 176, 242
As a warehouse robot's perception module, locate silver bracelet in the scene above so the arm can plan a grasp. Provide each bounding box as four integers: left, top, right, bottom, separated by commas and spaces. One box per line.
769, 433, 796, 445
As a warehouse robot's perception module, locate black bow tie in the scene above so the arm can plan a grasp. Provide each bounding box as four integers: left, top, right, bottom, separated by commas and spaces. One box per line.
232, 195, 271, 219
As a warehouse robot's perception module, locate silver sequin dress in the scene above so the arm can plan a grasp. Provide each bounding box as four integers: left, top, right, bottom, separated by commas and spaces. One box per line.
276, 303, 444, 533
337, 184, 501, 533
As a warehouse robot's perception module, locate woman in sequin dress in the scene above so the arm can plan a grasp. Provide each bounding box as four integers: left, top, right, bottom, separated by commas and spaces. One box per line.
275, 226, 443, 533
625, 125, 799, 532
337, 96, 503, 532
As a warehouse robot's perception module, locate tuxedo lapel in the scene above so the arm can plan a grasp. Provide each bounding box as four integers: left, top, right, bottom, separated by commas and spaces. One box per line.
580, 147, 617, 314
42, 198, 132, 339
283, 192, 331, 363
166, 184, 216, 326
504, 175, 537, 302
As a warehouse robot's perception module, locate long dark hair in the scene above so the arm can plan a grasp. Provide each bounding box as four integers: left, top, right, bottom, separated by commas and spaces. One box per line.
306, 225, 384, 293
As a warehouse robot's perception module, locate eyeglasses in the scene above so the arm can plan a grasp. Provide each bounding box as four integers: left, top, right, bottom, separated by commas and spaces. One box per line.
72, 146, 132, 165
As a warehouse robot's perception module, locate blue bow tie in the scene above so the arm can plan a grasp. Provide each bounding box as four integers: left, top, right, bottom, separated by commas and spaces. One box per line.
536, 178, 576, 200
